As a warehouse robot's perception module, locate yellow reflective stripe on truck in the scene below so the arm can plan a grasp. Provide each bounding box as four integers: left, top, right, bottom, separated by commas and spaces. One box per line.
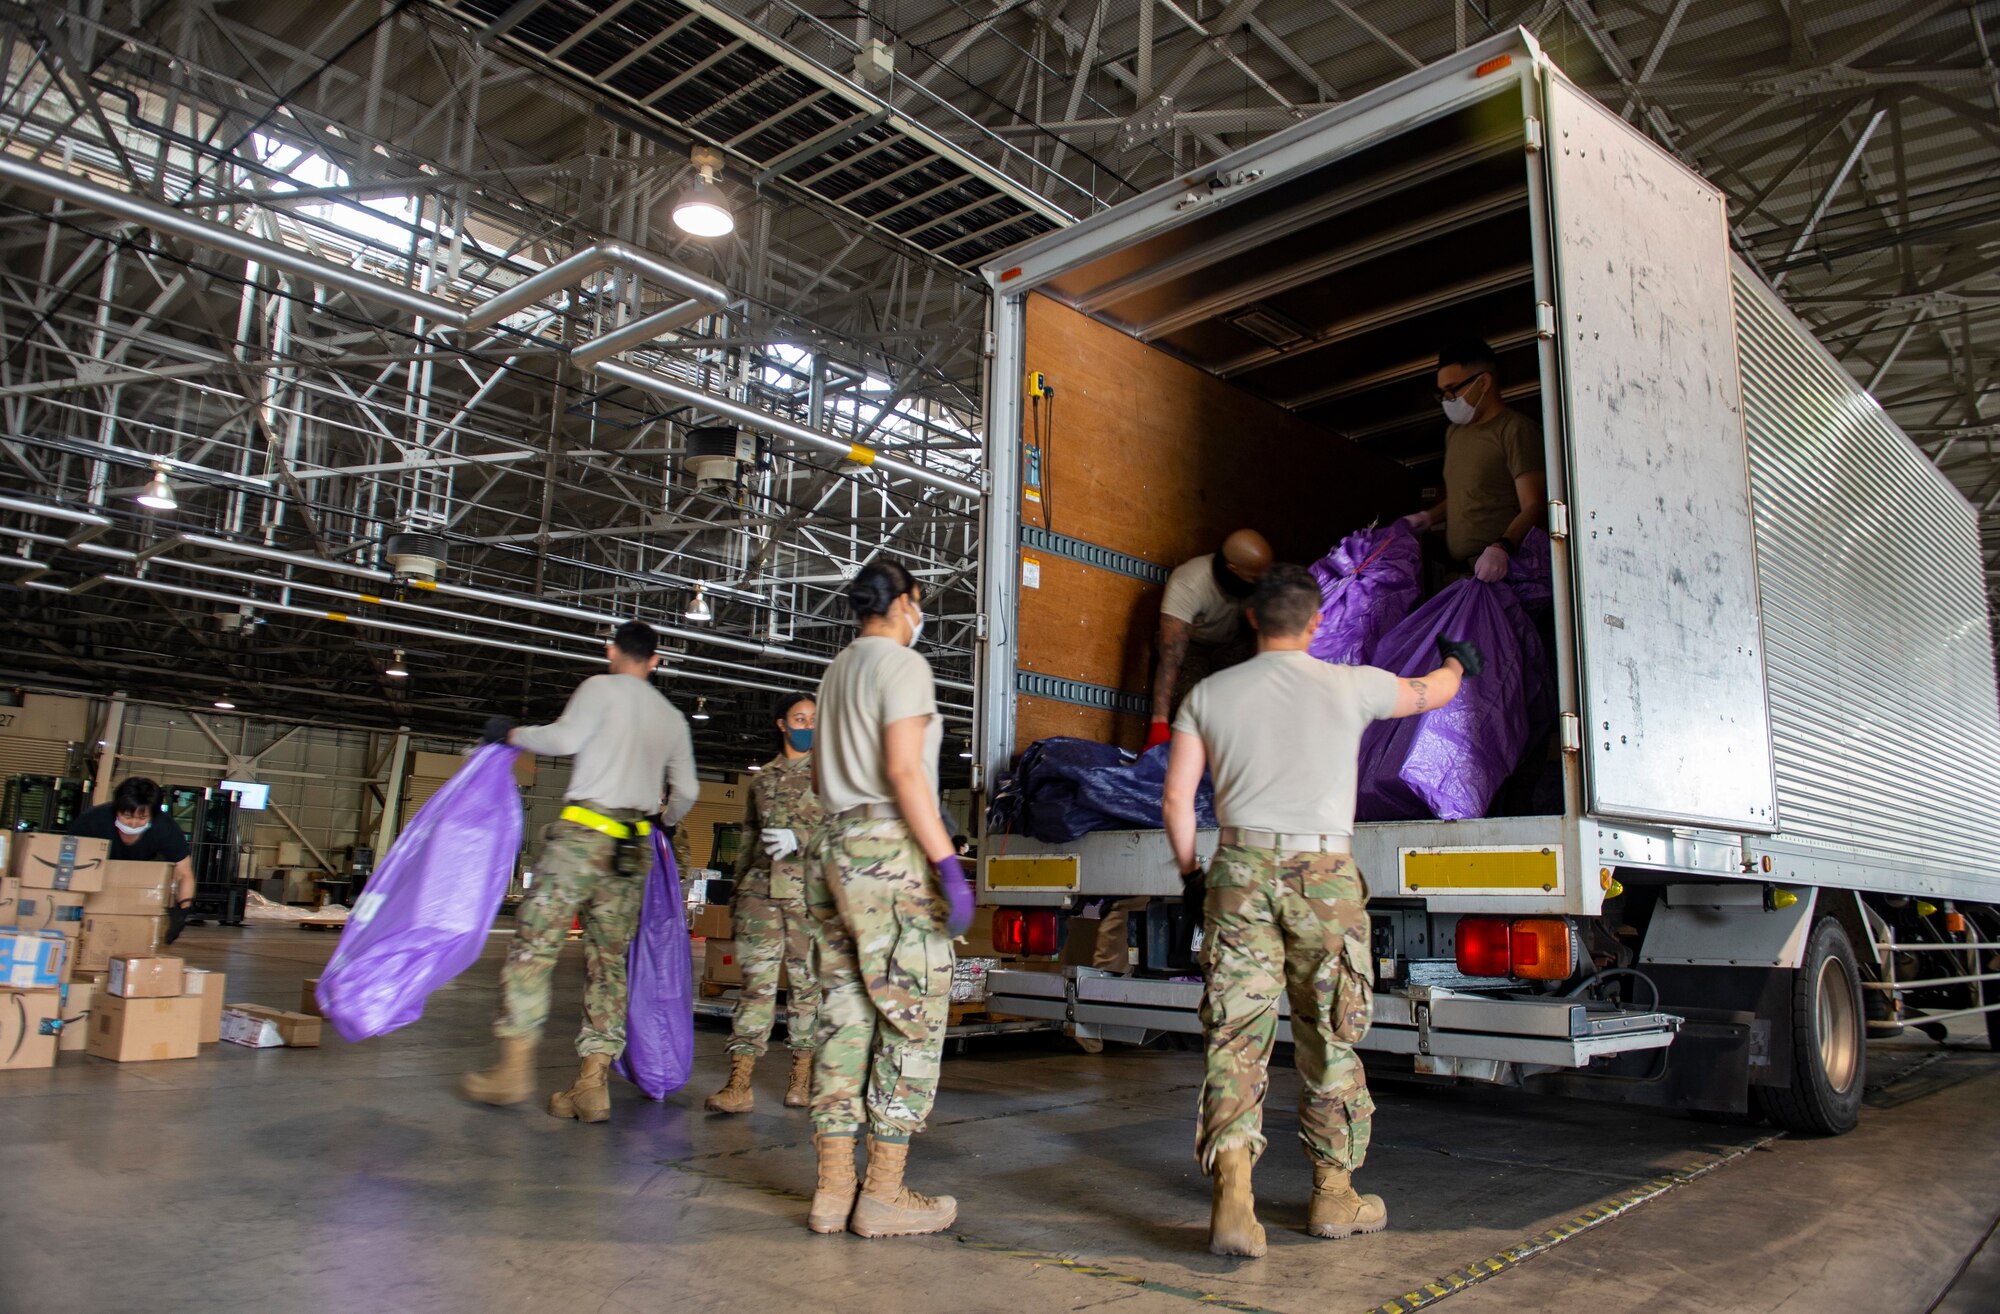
984, 854, 1080, 891
1400, 846, 1563, 894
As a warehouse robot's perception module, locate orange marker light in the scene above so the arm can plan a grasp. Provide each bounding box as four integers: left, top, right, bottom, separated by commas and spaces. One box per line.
999, 266, 1023, 282
1509, 919, 1575, 980
1476, 55, 1514, 78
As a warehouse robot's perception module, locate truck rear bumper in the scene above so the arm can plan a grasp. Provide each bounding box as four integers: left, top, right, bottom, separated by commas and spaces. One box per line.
989, 968, 1682, 1079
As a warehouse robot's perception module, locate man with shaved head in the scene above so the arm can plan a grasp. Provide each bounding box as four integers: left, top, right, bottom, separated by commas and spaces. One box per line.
1145, 529, 1274, 751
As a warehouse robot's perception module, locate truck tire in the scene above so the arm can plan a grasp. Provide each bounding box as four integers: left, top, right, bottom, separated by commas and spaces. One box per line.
1759, 917, 1866, 1135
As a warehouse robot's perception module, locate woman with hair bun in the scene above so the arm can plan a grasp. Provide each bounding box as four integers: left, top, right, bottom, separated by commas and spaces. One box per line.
706, 691, 824, 1116
803, 559, 973, 1239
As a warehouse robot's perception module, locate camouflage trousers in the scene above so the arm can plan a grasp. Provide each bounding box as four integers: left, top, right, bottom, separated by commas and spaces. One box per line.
1197, 846, 1374, 1172
727, 889, 821, 1058
807, 817, 953, 1141
494, 816, 646, 1058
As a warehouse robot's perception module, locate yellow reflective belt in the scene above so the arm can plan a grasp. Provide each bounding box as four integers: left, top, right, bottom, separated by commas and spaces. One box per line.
560, 805, 652, 840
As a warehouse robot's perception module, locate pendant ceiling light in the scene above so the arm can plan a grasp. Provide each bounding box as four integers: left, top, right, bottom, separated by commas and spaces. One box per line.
671, 146, 734, 238
684, 582, 713, 622
136, 465, 177, 510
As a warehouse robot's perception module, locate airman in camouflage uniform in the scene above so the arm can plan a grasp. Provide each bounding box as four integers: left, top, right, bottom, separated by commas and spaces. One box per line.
1164, 562, 1479, 1255
706, 742, 825, 1113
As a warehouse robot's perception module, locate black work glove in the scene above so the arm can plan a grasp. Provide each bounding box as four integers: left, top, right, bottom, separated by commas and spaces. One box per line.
1437, 637, 1484, 678
1181, 861, 1208, 929
480, 715, 514, 745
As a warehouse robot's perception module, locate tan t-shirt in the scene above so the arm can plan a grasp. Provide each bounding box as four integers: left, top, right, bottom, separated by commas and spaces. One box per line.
1161, 555, 1245, 644
1443, 406, 1545, 561
815, 635, 943, 814
1173, 650, 1400, 838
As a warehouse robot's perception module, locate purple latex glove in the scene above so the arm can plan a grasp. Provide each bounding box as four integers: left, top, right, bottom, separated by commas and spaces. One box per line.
934, 854, 975, 937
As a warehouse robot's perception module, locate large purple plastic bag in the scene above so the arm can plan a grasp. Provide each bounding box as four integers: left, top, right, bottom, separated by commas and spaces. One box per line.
1309, 520, 1423, 665
614, 830, 693, 1099
317, 744, 523, 1043
1505, 527, 1554, 610
1356, 581, 1549, 822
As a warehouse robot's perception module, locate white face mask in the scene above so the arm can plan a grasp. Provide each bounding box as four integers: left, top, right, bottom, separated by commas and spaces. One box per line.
114, 818, 149, 838
1441, 374, 1485, 426
903, 598, 925, 650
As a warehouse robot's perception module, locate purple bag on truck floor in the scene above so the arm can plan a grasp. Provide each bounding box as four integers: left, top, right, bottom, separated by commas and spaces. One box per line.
317, 744, 523, 1043
614, 830, 693, 1099
1356, 580, 1548, 822
1309, 520, 1423, 666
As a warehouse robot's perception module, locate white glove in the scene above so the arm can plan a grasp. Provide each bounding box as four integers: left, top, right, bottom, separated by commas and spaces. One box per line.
761, 828, 799, 860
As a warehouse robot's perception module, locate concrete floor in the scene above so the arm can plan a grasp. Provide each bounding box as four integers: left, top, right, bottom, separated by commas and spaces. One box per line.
3, 925, 1996, 1314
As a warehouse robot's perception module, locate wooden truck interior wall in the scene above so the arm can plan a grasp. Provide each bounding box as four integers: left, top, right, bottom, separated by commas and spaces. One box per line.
1011, 89, 1546, 758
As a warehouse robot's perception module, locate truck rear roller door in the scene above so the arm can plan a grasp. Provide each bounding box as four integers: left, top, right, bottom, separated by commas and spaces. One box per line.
1541, 74, 1777, 832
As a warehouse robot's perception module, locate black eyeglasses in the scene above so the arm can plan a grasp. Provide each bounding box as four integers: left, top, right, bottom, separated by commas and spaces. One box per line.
1433, 371, 1489, 402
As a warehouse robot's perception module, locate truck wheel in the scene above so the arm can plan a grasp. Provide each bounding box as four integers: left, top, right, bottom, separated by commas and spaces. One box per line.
1758, 917, 1866, 1135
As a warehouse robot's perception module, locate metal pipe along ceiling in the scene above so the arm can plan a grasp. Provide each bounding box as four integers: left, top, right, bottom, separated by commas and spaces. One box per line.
0, 154, 983, 501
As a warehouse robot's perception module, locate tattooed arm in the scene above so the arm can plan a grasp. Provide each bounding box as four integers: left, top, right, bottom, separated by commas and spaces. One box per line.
1149, 615, 1194, 724
1390, 660, 1465, 719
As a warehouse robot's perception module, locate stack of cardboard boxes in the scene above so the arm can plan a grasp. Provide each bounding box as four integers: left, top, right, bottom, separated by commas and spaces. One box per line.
0, 832, 232, 1065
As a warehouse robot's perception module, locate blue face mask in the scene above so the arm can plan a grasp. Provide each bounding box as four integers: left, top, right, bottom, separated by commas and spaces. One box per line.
787, 728, 814, 753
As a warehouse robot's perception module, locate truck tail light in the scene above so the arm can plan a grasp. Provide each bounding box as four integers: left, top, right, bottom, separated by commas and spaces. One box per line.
992, 909, 1059, 956
1455, 917, 1577, 980
1456, 918, 1512, 977
1508, 919, 1576, 980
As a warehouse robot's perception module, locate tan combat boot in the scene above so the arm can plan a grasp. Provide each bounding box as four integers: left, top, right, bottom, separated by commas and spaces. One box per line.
705, 1053, 756, 1114
785, 1051, 813, 1108
1208, 1145, 1267, 1257
1308, 1163, 1387, 1239
547, 1053, 613, 1124
460, 1036, 537, 1106
849, 1136, 958, 1237
808, 1133, 860, 1234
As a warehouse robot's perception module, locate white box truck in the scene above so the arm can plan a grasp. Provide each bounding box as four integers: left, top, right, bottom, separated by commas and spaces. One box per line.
971, 29, 2000, 1134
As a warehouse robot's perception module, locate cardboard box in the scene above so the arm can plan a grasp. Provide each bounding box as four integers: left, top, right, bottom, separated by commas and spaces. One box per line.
690, 904, 734, 939
220, 1004, 321, 1048
108, 954, 185, 999
86, 993, 200, 1062
299, 977, 322, 1018
76, 914, 164, 974
0, 928, 66, 989
89, 861, 177, 917
0, 877, 87, 933
9, 834, 108, 893
704, 938, 743, 986
57, 978, 95, 1052
185, 969, 227, 1042
0, 988, 60, 1069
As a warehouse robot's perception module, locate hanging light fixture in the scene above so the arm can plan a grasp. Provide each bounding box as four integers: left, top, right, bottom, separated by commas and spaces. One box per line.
692, 696, 710, 721
212, 693, 236, 710
384, 649, 409, 679
136, 465, 177, 510
671, 146, 735, 237
684, 582, 713, 622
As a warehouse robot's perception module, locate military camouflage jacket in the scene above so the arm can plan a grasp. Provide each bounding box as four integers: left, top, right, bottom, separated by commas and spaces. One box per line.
734, 751, 824, 899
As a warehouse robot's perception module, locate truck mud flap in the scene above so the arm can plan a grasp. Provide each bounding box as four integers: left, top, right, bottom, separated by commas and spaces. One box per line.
989, 969, 1682, 1077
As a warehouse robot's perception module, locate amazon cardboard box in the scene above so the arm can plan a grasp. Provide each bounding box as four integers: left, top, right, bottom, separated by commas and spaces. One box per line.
704, 938, 743, 987
57, 978, 96, 1052
86, 992, 200, 1062
0, 987, 60, 1069
107, 954, 184, 999
76, 914, 164, 974
0, 877, 87, 934
185, 968, 226, 1042
299, 977, 322, 1018
220, 1004, 321, 1049
89, 861, 177, 917
690, 904, 733, 940
9, 833, 108, 894
0, 928, 66, 989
